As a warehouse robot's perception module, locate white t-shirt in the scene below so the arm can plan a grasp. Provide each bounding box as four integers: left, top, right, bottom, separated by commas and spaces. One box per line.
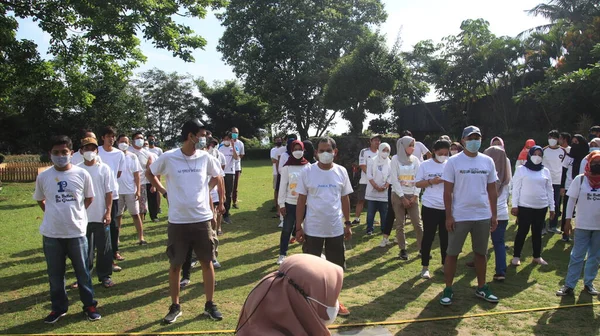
129, 147, 153, 184
278, 152, 290, 172
71, 150, 103, 166
278, 164, 308, 206
543, 147, 567, 185
412, 141, 430, 162
416, 159, 446, 210
118, 151, 142, 195
98, 146, 126, 199
566, 175, 600, 230
209, 154, 225, 203
365, 156, 391, 202
150, 149, 223, 224
390, 156, 421, 197
218, 145, 238, 174
78, 162, 114, 223
149, 146, 163, 157
33, 166, 95, 238
442, 152, 498, 222
511, 165, 555, 211
270, 146, 283, 175
358, 148, 378, 184
296, 163, 353, 238
232, 140, 245, 171
580, 157, 588, 175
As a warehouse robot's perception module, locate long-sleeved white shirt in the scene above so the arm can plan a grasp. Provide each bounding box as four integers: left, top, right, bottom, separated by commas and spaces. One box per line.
389, 156, 420, 197
511, 165, 555, 211
365, 156, 391, 202
278, 165, 307, 207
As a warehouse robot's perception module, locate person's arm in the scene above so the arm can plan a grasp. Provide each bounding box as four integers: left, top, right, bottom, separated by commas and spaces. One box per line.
443, 181, 455, 232
239, 142, 245, 159
487, 182, 498, 231
366, 160, 380, 190
511, 167, 523, 215
295, 193, 307, 242
410, 160, 421, 202
358, 149, 367, 174
117, 153, 125, 178
546, 170, 556, 213
389, 159, 405, 198
147, 158, 167, 197
33, 176, 46, 211
103, 192, 112, 225
278, 166, 289, 211
37, 200, 45, 212
564, 176, 581, 235
84, 197, 93, 209
232, 146, 240, 160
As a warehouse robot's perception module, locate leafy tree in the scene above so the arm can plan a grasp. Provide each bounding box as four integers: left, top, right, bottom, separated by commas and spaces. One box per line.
368, 117, 394, 134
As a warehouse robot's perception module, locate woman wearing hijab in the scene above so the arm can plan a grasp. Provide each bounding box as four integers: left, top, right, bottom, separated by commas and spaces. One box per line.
365, 143, 391, 236
579, 138, 600, 175
560, 135, 589, 242
303, 140, 317, 164
450, 142, 463, 156
237, 254, 343, 336
277, 140, 310, 265
511, 146, 555, 266
556, 150, 600, 296
490, 136, 505, 149
389, 136, 423, 260
516, 139, 536, 170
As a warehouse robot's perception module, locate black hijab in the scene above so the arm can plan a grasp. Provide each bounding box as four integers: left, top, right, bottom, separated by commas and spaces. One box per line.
302, 140, 316, 164
524, 146, 544, 172
569, 134, 589, 179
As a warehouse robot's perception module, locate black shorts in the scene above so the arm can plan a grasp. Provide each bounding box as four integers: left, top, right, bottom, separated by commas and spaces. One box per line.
166, 221, 215, 266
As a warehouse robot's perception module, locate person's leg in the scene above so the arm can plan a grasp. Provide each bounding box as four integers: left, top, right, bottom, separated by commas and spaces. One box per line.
354, 184, 366, 223
97, 224, 113, 282
147, 184, 158, 221
471, 220, 491, 288
67, 236, 96, 309
420, 206, 436, 267
43, 237, 69, 313
561, 194, 569, 238
302, 234, 325, 257
139, 186, 148, 222
445, 221, 472, 287
110, 199, 119, 257
583, 230, 600, 288
166, 223, 190, 304
565, 229, 591, 289
190, 221, 217, 302
549, 184, 561, 230
383, 189, 395, 236
181, 246, 193, 280
280, 203, 297, 256
224, 174, 234, 218
532, 208, 548, 259
366, 200, 376, 233
273, 175, 278, 209
86, 223, 96, 274
391, 194, 407, 250
126, 194, 145, 242
378, 201, 388, 232
513, 207, 533, 259
324, 235, 346, 270
408, 200, 423, 251
491, 220, 508, 276
132, 214, 145, 242
199, 260, 215, 302
169, 265, 183, 304
232, 170, 241, 205
438, 210, 448, 266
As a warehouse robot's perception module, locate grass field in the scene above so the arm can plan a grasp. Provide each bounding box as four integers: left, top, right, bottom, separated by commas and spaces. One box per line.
0, 160, 598, 335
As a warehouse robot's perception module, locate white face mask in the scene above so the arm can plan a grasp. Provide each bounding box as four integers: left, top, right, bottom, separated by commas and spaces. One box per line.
118, 143, 129, 151
548, 138, 558, 147
134, 139, 144, 148
292, 150, 304, 159
450, 150, 458, 156
435, 155, 448, 163
530, 155, 543, 165
83, 151, 97, 162
318, 152, 334, 165
307, 297, 339, 326
379, 151, 390, 159
223, 140, 231, 147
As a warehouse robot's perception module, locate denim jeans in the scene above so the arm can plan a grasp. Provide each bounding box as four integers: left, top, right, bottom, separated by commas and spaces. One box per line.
366, 200, 388, 233
43, 236, 96, 312
548, 184, 562, 229
565, 229, 600, 289
491, 220, 508, 276
86, 223, 113, 282
280, 203, 297, 256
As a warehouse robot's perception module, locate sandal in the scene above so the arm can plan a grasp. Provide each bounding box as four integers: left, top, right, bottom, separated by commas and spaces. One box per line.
115, 253, 125, 261
102, 278, 115, 288
71, 281, 78, 289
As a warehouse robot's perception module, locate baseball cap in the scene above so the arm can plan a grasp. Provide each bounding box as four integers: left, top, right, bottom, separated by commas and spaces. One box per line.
370, 134, 383, 141
80, 137, 98, 147
462, 126, 482, 139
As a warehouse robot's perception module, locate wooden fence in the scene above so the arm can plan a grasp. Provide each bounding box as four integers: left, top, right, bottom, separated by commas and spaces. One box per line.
0, 163, 51, 182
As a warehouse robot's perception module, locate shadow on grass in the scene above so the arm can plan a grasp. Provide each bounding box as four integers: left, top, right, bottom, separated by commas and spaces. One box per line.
0, 203, 36, 211
533, 292, 599, 335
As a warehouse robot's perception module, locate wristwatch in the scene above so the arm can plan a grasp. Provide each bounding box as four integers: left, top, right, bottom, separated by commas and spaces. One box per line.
344, 221, 352, 226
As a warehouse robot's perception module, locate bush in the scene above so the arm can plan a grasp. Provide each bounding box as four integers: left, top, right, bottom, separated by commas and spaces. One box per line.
240, 136, 270, 150
244, 148, 273, 160
0, 153, 4, 164
4, 154, 42, 163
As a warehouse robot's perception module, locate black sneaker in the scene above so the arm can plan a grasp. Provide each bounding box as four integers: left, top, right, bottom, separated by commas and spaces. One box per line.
223, 216, 232, 224
204, 301, 223, 321
232, 203, 239, 209
138, 240, 148, 246
556, 285, 574, 296
163, 304, 182, 324
493, 274, 506, 281
84, 306, 101, 321
44, 311, 67, 324
399, 249, 409, 260
585, 285, 600, 295
351, 219, 360, 225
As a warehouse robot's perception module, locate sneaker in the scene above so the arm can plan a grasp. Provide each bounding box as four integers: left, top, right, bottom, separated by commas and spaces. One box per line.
561, 235, 570, 242
542, 228, 547, 236
223, 216, 232, 224
158, 208, 163, 214
191, 260, 200, 268
278, 221, 284, 228
556, 285, 574, 296
351, 219, 360, 225
533, 257, 548, 266
511, 257, 521, 266
421, 269, 431, 279
44, 311, 67, 324
366, 230, 373, 236
585, 285, 600, 295
217, 230, 223, 236
138, 240, 148, 246
152, 218, 160, 222
548, 227, 562, 234
277, 255, 286, 265
112, 263, 122, 272
212, 259, 221, 269
379, 238, 389, 248
493, 274, 506, 281
179, 278, 191, 289
466, 261, 475, 268
232, 203, 239, 209
475, 284, 499, 303
399, 249, 408, 260
84, 306, 101, 321
163, 304, 182, 324
101, 277, 115, 288
439, 287, 453, 306
338, 302, 350, 316
204, 301, 223, 321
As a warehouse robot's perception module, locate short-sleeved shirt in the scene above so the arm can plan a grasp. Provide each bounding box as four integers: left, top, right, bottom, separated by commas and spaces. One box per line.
543, 147, 567, 185
567, 175, 600, 230
296, 163, 353, 238
232, 140, 245, 171
129, 147, 153, 184
33, 166, 95, 238
358, 148, 378, 184
149, 147, 163, 157
78, 162, 114, 223
416, 158, 446, 210
270, 146, 282, 175
117, 151, 143, 195
412, 141, 430, 162
218, 145, 238, 174
442, 152, 498, 222
98, 146, 126, 199
150, 149, 223, 224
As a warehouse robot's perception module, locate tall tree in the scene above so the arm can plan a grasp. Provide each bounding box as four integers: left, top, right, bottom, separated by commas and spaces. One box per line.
217, 0, 387, 139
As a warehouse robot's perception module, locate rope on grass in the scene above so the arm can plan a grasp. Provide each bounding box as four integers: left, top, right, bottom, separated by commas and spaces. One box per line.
12, 301, 600, 336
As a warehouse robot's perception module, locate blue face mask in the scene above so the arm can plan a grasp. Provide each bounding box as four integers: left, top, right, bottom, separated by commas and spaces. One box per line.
465, 140, 481, 153
232, 133, 239, 140
51, 154, 71, 168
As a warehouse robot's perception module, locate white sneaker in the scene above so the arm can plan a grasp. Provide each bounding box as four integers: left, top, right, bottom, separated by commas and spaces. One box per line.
278, 221, 284, 228
511, 257, 521, 266
379, 238, 389, 248
421, 269, 431, 279
533, 257, 548, 266
212, 259, 221, 269
277, 255, 286, 265
393, 237, 398, 244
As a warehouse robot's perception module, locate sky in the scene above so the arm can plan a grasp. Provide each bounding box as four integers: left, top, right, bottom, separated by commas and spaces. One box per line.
16, 0, 549, 135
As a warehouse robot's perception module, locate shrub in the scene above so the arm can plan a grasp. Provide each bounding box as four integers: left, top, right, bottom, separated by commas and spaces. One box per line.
0, 153, 4, 164
243, 148, 273, 160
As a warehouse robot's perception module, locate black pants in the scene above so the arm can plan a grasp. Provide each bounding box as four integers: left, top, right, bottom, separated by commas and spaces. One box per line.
302, 234, 346, 270
420, 205, 448, 267
233, 170, 241, 204
182, 246, 195, 280
514, 206, 547, 259
86, 222, 113, 282
146, 184, 158, 220
110, 199, 119, 256
224, 174, 235, 217
561, 194, 569, 232
548, 184, 562, 229
383, 188, 395, 236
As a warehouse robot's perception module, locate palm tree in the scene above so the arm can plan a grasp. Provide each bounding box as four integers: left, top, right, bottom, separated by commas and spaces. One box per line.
519, 0, 600, 37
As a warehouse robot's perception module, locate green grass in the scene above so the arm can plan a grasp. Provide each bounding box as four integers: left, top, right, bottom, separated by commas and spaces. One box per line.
0, 160, 598, 335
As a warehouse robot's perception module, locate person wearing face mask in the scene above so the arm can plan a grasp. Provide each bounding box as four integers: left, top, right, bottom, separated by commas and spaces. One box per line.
402, 130, 432, 162
275, 135, 298, 227
115, 135, 146, 246
560, 135, 589, 242
71, 129, 103, 165
147, 134, 164, 157
353, 134, 382, 225
450, 142, 463, 156
271, 137, 284, 212
389, 136, 423, 261
277, 140, 310, 265
365, 142, 391, 236
236, 254, 343, 335
295, 137, 353, 317
556, 150, 600, 297
129, 132, 155, 223
542, 130, 566, 235
229, 127, 245, 209
415, 140, 450, 279
33, 135, 100, 323
580, 138, 600, 175
511, 146, 555, 267
77, 137, 116, 289
440, 126, 499, 306
303, 140, 317, 164
218, 132, 240, 225
516, 139, 536, 170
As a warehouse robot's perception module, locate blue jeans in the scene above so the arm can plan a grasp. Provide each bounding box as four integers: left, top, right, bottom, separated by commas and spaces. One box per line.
565, 229, 600, 289
491, 220, 508, 276
367, 200, 388, 233
279, 203, 297, 256
43, 236, 97, 312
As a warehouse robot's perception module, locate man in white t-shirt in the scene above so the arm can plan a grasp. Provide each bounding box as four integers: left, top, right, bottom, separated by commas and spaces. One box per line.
33, 135, 100, 323
543, 129, 567, 234
295, 137, 353, 317
270, 137, 283, 211
129, 131, 155, 223
559, 132, 571, 154
219, 132, 240, 224
440, 125, 499, 306
78, 137, 116, 288
71, 130, 101, 166
98, 126, 126, 270
147, 119, 225, 324
147, 134, 164, 157
230, 127, 245, 209
352, 134, 381, 225
115, 135, 145, 245
403, 130, 432, 162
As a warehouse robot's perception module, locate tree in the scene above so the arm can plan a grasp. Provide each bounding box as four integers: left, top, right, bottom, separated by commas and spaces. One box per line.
368, 117, 394, 134
217, 0, 387, 139
522, 0, 599, 36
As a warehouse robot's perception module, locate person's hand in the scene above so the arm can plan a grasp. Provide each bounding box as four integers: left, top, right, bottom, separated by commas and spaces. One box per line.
103, 211, 111, 226
564, 219, 572, 236
446, 216, 456, 233
217, 204, 225, 214
401, 197, 411, 208
295, 228, 305, 243
410, 195, 418, 206
549, 211, 555, 220
150, 186, 157, 193
432, 176, 443, 185
560, 188, 566, 196
344, 225, 353, 241
135, 191, 140, 201
511, 208, 519, 217
279, 207, 286, 217
491, 216, 498, 232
